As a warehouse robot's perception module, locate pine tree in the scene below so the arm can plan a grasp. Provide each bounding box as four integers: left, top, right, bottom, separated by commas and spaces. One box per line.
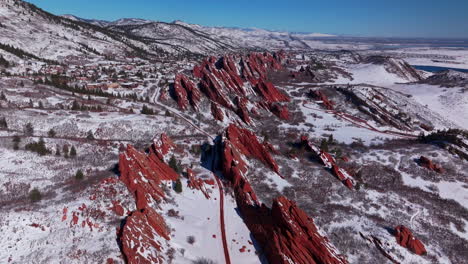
86, 130, 95, 140
70, 146, 77, 158
29, 188, 42, 202
0, 91, 6, 100
55, 145, 61, 156
38, 101, 44, 109
48, 129, 56, 138
75, 169, 84, 180
328, 134, 334, 145
12, 135, 21, 150
168, 155, 179, 173
174, 179, 183, 193
63, 144, 69, 158
0, 117, 7, 129
320, 138, 329, 152
24, 122, 34, 136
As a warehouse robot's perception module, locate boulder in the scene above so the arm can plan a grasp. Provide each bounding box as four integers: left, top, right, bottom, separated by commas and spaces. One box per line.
210, 102, 224, 122
419, 156, 444, 173
394, 225, 427, 255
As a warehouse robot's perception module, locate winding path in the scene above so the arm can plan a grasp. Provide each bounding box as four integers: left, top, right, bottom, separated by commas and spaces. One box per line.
302, 101, 418, 139
150, 85, 214, 140
215, 176, 231, 264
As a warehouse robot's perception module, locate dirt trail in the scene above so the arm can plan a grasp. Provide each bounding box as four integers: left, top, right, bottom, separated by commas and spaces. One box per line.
302, 101, 417, 139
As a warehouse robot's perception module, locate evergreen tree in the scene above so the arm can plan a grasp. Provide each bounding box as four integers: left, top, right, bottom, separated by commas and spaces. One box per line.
29, 188, 42, 202
71, 100, 80, 110
55, 145, 61, 156
86, 130, 95, 140
75, 169, 84, 180
174, 179, 183, 193
320, 138, 329, 152
70, 145, 77, 158
48, 129, 56, 138
38, 101, 44, 109
0, 91, 6, 100
12, 135, 21, 150
24, 122, 34, 136
328, 134, 334, 145
168, 155, 180, 173
0, 117, 7, 129
63, 144, 69, 158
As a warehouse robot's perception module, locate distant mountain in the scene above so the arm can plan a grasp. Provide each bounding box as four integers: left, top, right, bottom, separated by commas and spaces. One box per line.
59, 15, 336, 54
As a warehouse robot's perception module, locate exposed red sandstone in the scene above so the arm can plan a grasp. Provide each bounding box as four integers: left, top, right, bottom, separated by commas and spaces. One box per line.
174, 74, 201, 110
174, 52, 290, 123
310, 90, 334, 110
419, 156, 444, 173
186, 168, 212, 199
225, 124, 279, 174
118, 143, 179, 263
119, 144, 178, 209
210, 102, 224, 121
269, 103, 290, 120
120, 208, 169, 264
394, 225, 427, 255
220, 125, 348, 264
150, 133, 176, 160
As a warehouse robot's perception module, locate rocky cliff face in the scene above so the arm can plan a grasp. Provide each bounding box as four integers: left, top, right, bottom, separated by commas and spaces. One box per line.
394, 225, 427, 255
172, 52, 290, 123
220, 124, 348, 264
118, 135, 179, 263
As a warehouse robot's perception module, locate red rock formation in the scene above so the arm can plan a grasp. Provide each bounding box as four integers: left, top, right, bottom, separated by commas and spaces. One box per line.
269, 103, 290, 120
174, 74, 201, 110
255, 79, 290, 103
419, 156, 444, 173
210, 102, 224, 122
332, 165, 354, 190
118, 143, 180, 263
150, 133, 175, 160
120, 208, 169, 264
219, 125, 348, 264
235, 96, 252, 124
119, 145, 178, 209
173, 52, 290, 123
186, 168, 212, 199
394, 225, 427, 255
310, 90, 334, 110
225, 124, 279, 174
112, 201, 125, 216
237, 196, 349, 264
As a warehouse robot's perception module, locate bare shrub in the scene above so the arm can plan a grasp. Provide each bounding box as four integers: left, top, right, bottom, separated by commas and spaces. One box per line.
192, 258, 216, 264
187, 235, 196, 245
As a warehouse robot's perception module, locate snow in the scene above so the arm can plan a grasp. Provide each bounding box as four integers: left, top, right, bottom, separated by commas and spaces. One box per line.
389, 83, 468, 129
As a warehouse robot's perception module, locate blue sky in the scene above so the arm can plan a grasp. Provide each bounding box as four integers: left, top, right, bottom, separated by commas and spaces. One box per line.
26, 0, 468, 38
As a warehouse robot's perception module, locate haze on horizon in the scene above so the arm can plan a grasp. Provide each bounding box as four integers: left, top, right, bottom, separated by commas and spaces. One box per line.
24, 0, 468, 39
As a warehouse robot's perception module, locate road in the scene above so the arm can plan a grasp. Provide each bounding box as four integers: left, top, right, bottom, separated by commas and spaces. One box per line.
215, 176, 231, 264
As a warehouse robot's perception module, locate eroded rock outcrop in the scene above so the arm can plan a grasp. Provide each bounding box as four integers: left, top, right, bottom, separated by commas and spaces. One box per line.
118, 142, 180, 263
173, 74, 200, 110
173, 52, 290, 123
119, 145, 178, 209
394, 225, 427, 255
225, 124, 279, 174
310, 90, 334, 110
219, 124, 348, 264
120, 207, 169, 264
150, 133, 176, 160
419, 156, 444, 173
